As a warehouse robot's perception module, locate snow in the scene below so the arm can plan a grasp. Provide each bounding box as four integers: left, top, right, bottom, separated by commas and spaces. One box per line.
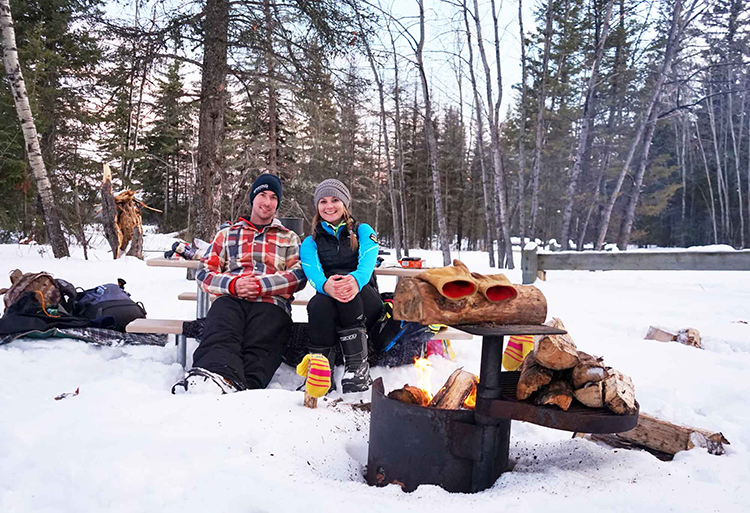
1, 232, 749, 512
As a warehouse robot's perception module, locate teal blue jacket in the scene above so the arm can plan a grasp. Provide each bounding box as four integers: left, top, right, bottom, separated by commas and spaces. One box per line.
300, 222, 379, 295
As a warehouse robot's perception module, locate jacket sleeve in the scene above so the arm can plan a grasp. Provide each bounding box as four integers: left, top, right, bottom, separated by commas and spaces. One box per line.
257, 230, 308, 297
300, 235, 329, 295
196, 228, 240, 296
350, 223, 379, 292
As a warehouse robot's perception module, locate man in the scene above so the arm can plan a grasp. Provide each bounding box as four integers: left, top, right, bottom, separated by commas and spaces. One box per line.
172, 174, 307, 394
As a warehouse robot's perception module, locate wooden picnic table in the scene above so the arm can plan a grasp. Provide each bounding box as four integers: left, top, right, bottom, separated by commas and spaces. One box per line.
146, 257, 430, 317
146, 257, 428, 276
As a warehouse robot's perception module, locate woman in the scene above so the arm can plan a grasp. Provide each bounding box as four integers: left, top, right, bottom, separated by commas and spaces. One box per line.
300, 179, 381, 393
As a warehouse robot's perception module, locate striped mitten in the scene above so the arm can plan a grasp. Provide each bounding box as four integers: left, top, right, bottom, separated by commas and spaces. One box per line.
502, 334, 535, 371
296, 353, 331, 398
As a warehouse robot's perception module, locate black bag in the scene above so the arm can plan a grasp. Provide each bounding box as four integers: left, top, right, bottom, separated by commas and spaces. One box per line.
74, 283, 146, 332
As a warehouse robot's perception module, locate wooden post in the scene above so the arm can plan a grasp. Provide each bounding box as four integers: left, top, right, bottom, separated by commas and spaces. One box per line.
522, 244, 538, 284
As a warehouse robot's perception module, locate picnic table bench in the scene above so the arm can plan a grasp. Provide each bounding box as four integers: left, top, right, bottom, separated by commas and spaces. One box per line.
132, 258, 471, 367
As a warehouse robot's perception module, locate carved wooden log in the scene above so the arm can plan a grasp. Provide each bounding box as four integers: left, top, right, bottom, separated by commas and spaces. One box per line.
516, 352, 553, 400
534, 318, 579, 370
534, 380, 574, 411
603, 369, 637, 415
574, 381, 604, 408
392, 277, 547, 325
428, 369, 478, 409
388, 385, 431, 406
101, 163, 121, 259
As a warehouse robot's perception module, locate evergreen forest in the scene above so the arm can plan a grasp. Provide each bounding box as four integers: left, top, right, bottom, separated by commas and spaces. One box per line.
0, 0, 748, 267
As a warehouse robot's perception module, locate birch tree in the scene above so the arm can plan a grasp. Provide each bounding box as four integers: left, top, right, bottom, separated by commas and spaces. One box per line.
559, 0, 614, 250
0, 0, 69, 257
472, 0, 514, 268
354, 6, 403, 259
417, 0, 451, 265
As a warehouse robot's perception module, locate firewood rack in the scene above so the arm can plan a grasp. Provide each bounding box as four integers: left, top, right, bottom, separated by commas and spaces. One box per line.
367, 324, 640, 493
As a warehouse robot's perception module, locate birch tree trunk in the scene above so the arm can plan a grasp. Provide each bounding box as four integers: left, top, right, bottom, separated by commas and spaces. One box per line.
489, 0, 514, 268
1, 0, 69, 258
530, 0, 554, 240
390, 28, 410, 256
707, 90, 728, 241
355, 7, 402, 259
595, 0, 688, 250
417, 0, 451, 266
472, 0, 514, 268
728, 81, 744, 247
617, 107, 659, 248
560, 0, 614, 250
516, 0, 529, 247
462, 0, 495, 266
695, 120, 719, 244
265, 0, 278, 175
192, 0, 228, 241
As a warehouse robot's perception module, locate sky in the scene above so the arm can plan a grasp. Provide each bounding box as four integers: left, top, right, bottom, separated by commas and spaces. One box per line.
0, 229, 748, 512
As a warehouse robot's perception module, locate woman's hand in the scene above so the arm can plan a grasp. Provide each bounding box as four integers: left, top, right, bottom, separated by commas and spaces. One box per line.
324, 274, 359, 303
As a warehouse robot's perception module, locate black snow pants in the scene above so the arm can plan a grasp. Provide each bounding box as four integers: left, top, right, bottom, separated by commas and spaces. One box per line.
306, 283, 382, 350
192, 296, 292, 389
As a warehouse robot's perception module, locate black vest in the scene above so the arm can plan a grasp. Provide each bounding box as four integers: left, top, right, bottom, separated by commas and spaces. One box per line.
314, 222, 377, 289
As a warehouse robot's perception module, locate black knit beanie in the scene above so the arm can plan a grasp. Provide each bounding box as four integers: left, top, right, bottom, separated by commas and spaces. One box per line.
249, 174, 282, 207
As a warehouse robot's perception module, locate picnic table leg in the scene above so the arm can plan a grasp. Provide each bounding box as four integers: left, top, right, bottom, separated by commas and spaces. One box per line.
176, 334, 187, 369
471, 335, 511, 492
196, 285, 210, 318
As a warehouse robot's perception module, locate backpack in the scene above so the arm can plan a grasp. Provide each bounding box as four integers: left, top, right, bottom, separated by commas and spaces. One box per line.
73, 283, 146, 332
0, 269, 77, 313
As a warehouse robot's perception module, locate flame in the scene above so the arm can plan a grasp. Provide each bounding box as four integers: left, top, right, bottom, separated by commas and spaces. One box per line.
413, 357, 433, 401
463, 383, 477, 409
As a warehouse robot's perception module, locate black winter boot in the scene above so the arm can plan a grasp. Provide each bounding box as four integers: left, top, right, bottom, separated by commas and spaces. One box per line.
306, 345, 337, 392
338, 325, 372, 393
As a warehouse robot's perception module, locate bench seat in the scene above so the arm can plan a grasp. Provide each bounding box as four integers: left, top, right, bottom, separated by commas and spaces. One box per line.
178, 291, 309, 305
126, 318, 473, 340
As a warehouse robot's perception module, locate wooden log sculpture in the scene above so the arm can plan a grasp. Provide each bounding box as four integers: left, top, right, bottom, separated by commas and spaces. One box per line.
392, 276, 547, 326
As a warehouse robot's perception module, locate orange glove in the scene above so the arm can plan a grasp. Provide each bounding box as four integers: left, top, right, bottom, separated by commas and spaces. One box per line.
415, 259, 477, 300
470, 272, 518, 302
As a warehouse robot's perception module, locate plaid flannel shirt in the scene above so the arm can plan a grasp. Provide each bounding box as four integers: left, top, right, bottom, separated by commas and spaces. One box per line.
197, 217, 307, 316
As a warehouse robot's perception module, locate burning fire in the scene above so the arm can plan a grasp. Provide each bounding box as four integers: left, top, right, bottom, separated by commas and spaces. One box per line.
413, 357, 434, 402
463, 384, 477, 409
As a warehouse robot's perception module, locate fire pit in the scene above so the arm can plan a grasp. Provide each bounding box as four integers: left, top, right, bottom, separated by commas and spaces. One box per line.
366, 324, 639, 493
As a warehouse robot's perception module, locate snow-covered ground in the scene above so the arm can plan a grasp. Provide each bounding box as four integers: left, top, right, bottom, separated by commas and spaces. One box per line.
1, 232, 748, 512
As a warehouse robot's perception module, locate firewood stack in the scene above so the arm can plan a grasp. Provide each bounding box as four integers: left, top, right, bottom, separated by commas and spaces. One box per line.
517, 318, 637, 415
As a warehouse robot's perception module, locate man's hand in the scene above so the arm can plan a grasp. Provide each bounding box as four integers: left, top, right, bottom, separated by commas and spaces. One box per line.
235, 275, 261, 299
323, 274, 359, 303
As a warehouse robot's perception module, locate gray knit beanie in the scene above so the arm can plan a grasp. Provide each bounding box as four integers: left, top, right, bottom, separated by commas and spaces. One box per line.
314, 179, 351, 209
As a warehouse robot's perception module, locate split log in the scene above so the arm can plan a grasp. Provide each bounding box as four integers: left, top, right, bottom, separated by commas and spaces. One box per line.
534, 318, 579, 370
516, 352, 553, 400
388, 385, 431, 406
428, 369, 478, 409
603, 369, 637, 415
644, 326, 676, 342
392, 277, 546, 325
574, 381, 604, 408
576, 413, 730, 459
534, 380, 573, 411
572, 352, 607, 388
